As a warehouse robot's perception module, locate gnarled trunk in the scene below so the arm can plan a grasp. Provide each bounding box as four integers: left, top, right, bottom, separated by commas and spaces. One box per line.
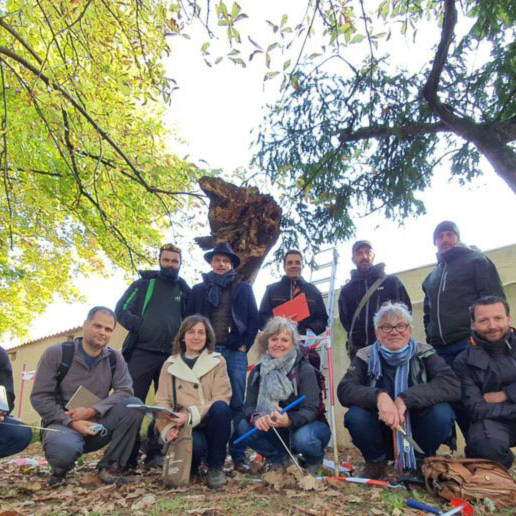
195, 176, 282, 284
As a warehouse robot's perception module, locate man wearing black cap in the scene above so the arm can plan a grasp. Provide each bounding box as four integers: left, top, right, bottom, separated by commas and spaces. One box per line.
422, 221, 505, 366
186, 242, 259, 470
115, 243, 190, 466
338, 240, 411, 358
258, 249, 328, 335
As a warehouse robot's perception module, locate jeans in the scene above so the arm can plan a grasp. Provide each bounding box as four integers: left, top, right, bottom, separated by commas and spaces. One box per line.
43, 397, 143, 475
344, 403, 455, 462
216, 346, 247, 463
192, 401, 232, 470
0, 416, 32, 458
237, 419, 331, 465
436, 338, 470, 438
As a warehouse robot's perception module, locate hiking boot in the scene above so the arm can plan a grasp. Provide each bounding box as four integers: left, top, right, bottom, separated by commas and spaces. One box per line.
304, 460, 323, 475
98, 467, 128, 485
48, 473, 66, 488
360, 461, 387, 480
207, 468, 226, 489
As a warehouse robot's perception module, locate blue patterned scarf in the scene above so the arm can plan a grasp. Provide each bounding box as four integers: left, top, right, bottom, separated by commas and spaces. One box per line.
202, 269, 236, 308
368, 338, 418, 471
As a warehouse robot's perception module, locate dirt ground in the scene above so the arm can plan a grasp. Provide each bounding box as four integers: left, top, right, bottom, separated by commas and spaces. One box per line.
0, 443, 512, 515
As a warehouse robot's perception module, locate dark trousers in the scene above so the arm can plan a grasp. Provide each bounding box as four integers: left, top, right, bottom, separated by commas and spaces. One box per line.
192, 401, 232, 470
237, 419, 331, 465
43, 397, 143, 475
127, 348, 169, 464
0, 416, 32, 458
215, 346, 247, 463
344, 403, 455, 462
466, 419, 516, 470
436, 337, 470, 439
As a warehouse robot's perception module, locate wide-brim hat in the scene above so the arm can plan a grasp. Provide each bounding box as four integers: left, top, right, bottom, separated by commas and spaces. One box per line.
204, 242, 241, 268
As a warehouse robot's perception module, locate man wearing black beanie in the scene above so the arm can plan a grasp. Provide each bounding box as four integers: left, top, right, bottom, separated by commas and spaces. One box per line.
423, 221, 504, 365
422, 221, 505, 435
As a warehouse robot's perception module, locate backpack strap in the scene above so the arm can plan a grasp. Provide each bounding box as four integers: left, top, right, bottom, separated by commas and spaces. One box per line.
172, 375, 178, 411
348, 276, 387, 349
56, 341, 76, 388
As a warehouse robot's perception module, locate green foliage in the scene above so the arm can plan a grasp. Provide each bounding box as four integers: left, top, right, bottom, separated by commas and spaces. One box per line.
0, 1, 205, 337
252, 0, 516, 249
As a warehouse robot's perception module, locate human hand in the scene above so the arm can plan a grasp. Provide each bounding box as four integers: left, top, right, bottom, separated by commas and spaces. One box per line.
66, 407, 97, 421
170, 412, 189, 426
69, 420, 99, 436
394, 397, 407, 425
483, 391, 508, 404
254, 414, 275, 432
166, 427, 179, 442
271, 407, 291, 428
377, 392, 400, 429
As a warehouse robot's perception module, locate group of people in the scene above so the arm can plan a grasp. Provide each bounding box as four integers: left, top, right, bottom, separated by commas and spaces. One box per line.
0, 219, 514, 490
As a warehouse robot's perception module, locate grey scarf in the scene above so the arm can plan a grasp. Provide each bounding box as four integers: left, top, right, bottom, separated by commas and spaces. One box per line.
255, 348, 297, 415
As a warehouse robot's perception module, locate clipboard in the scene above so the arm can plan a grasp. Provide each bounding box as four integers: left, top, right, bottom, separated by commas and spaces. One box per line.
65, 385, 101, 410
272, 292, 310, 323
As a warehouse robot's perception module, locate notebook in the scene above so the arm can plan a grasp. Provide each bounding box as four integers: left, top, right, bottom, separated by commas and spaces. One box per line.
65, 385, 101, 410
0, 385, 8, 412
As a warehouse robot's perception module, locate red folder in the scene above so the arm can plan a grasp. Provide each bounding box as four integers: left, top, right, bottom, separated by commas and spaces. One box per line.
272, 293, 310, 323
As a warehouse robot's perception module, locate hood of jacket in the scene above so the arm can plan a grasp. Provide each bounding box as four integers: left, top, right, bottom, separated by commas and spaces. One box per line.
437, 243, 476, 264
349, 262, 386, 282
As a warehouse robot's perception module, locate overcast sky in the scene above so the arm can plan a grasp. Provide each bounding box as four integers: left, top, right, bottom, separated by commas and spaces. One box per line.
8, 1, 516, 348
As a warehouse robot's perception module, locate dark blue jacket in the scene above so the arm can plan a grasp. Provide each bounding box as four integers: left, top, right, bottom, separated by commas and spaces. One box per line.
0, 346, 15, 413
185, 279, 259, 351
259, 276, 328, 335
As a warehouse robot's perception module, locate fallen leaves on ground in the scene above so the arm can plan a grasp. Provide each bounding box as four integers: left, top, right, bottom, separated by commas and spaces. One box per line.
0, 443, 498, 515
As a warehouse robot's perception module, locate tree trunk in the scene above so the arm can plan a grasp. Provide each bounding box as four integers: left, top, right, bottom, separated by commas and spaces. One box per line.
195, 176, 282, 284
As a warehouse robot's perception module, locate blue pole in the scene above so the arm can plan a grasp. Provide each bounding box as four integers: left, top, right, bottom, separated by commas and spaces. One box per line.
233, 395, 306, 445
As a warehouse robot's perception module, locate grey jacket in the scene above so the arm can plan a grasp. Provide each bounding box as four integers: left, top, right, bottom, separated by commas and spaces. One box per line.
31, 339, 134, 427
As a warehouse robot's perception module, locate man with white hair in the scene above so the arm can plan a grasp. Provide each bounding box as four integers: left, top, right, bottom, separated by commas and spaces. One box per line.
338, 302, 460, 479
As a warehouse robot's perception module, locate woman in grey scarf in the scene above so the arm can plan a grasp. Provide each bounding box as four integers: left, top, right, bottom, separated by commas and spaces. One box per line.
237, 317, 330, 472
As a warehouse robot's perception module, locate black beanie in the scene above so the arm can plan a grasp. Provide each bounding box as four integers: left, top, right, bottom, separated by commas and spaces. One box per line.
433, 220, 460, 243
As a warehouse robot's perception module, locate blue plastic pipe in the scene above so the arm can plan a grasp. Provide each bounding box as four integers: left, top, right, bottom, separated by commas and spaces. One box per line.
233, 395, 306, 445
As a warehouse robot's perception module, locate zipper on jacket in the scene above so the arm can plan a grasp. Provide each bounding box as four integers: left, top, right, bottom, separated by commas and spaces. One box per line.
364, 280, 369, 344
436, 263, 447, 345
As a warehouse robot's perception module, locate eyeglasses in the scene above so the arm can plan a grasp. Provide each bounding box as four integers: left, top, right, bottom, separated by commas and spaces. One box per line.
378, 323, 409, 333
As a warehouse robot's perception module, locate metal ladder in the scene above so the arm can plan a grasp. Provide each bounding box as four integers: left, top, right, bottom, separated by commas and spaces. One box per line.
309, 247, 339, 366
309, 248, 340, 462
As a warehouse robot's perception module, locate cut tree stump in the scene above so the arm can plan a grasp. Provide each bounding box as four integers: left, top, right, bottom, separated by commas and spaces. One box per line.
195, 176, 282, 284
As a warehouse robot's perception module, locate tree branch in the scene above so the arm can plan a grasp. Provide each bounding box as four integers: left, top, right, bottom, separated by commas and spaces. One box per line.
339, 121, 448, 143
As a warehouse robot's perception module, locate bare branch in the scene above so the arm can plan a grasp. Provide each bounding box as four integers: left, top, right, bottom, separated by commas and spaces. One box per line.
339, 121, 448, 144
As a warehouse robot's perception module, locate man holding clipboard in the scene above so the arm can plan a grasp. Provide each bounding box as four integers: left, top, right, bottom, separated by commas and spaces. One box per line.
259, 250, 328, 336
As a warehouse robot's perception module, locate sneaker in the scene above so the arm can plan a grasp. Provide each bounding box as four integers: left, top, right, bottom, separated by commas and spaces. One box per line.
207, 468, 226, 489
144, 454, 164, 469
48, 473, 66, 488
98, 467, 128, 485
360, 461, 387, 480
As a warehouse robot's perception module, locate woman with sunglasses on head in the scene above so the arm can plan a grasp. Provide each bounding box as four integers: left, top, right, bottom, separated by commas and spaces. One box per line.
338, 302, 460, 480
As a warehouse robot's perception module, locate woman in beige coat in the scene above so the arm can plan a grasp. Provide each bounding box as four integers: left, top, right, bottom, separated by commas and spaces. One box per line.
155, 315, 232, 489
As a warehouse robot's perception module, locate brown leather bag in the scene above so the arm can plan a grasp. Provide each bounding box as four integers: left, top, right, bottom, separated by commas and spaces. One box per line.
162, 375, 193, 488
162, 423, 193, 487
422, 456, 516, 508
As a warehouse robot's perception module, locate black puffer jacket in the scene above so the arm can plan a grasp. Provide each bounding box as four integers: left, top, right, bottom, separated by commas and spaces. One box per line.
259, 276, 328, 335
422, 245, 504, 347
337, 341, 461, 410
338, 263, 411, 353
244, 349, 323, 429
453, 332, 516, 422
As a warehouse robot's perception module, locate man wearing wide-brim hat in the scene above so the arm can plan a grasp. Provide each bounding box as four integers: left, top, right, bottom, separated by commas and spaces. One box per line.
186, 242, 259, 472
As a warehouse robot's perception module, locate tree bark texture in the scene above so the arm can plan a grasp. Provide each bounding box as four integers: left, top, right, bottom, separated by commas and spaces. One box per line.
195, 176, 282, 284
